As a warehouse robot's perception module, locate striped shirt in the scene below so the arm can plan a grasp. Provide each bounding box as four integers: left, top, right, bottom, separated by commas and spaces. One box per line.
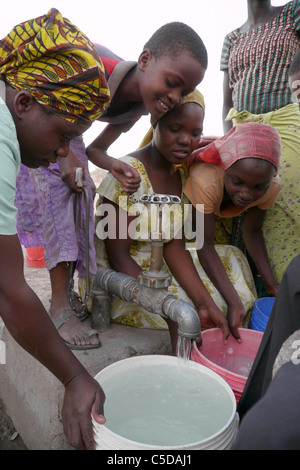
220, 0, 300, 114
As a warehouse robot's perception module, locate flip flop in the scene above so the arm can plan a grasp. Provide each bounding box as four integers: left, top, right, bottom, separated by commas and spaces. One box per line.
52, 310, 101, 350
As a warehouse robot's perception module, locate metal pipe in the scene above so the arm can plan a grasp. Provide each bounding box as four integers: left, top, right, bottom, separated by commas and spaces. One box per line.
92, 269, 201, 339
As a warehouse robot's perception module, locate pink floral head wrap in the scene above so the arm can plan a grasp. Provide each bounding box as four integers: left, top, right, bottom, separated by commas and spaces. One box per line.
188, 122, 281, 172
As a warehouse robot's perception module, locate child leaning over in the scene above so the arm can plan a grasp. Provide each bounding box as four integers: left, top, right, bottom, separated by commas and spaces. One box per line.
184, 122, 282, 339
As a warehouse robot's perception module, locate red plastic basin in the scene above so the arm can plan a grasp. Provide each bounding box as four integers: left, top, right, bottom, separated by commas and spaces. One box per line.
191, 328, 263, 405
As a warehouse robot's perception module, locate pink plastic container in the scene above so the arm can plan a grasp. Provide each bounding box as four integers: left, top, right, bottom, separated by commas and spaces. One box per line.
190, 328, 263, 405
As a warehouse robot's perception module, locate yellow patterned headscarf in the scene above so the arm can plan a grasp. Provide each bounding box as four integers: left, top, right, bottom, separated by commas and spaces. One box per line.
139, 89, 205, 148
0, 8, 110, 125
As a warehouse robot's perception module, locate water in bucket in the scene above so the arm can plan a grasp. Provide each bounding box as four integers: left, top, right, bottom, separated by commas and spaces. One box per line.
94, 356, 236, 448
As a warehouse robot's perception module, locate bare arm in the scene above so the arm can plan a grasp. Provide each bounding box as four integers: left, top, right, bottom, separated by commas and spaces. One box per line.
102, 198, 142, 277
196, 211, 244, 340
59, 122, 141, 194
242, 207, 279, 296
87, 123, 141, 194
87, 122, 126, 169
163, 234, 230, 341
222, 71, 233, 134
102, 199, 229, 338
0, 234, 106, 449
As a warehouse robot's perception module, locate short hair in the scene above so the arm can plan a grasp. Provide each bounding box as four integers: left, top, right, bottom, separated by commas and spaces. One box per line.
143, 22, 208, 70
289, 48, 300, 76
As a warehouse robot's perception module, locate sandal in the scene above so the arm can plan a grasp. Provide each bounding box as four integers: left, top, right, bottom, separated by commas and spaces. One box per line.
52, 310, 101, 350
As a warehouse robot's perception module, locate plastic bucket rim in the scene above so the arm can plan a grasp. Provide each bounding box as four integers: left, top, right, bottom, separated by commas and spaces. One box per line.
250, 315, 267, 327
192, 328, 263, 381
93, 354, 237, 450
92, 414, 239, 450
254, 297, 275, 317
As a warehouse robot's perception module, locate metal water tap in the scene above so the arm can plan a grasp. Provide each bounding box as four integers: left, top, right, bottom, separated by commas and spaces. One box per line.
137, 193, 180, 289
91, 194, 201, 339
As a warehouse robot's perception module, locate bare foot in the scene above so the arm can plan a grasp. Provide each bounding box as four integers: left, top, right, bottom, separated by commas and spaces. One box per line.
50, 309, 100, 349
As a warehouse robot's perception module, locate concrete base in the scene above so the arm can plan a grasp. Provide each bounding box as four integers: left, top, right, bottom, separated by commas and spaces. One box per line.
0, 322, 171, 450
0, 250, 171, 449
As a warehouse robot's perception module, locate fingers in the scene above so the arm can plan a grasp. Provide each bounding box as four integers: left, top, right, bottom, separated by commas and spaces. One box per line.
220, 321, 230, 345
67, 420, 95, 451
122, 184, 140, 194
78, 389, 106, 450
122, 174, 141, 194
194, 334, 202, 349
229, 324, 242, 343
79, 418, 96, 451
91, 386, 106, 425
62, 375, 106, 450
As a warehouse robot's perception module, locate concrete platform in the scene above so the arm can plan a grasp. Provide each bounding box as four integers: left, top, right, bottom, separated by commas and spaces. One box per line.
0, 254, 171, 450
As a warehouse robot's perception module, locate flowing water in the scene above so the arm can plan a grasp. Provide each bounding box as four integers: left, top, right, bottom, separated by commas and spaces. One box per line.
176, 335, 192, 361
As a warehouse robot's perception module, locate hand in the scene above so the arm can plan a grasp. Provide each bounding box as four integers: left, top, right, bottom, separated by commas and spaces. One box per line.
60, 153, 85, 194
265, 283, 279, 297
62, 372, 106, 450
111, 159, 141, 194
227, 302, 245, 342
187, 135, 222, 168
199, 303, 230, 344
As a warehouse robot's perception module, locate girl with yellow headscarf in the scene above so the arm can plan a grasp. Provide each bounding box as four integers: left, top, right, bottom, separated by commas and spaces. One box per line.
88, 90, 256, 352
92, 90, 206, 352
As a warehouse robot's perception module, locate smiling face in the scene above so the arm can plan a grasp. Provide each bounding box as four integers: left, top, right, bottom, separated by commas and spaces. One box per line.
153, 102, 204, 164
138, 50, 205, 117
224, 158, 276, 208
11, 90, 89, 168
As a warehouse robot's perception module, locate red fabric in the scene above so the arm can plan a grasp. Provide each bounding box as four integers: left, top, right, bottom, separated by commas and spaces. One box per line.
188, 122, 281, 171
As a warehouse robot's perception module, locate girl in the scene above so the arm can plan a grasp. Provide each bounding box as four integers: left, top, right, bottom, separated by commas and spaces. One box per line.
221, 0, 300, 294
184, 122, 282, 336
93, 92, 256, 352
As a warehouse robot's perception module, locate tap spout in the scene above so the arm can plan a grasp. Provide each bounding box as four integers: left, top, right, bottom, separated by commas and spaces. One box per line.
92, 269, 201, 339
161, 296, 201, 339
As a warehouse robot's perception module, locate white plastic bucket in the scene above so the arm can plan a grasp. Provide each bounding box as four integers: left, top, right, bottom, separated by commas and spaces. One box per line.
93, 355, 238, 450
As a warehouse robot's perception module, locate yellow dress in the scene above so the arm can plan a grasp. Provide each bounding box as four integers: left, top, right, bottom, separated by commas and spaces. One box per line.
84, 155, 257, 329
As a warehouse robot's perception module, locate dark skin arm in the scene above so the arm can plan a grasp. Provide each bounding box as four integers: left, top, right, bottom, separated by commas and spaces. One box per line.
163, 232, 230, 342
196, 210, 244, 341
0, 234, 106, 450
101, 199, 229, 338
101, 198, 142, 277
222, 70, 234, 134
242, 206, 279, 296
100, 196, 230, 345
87, 123, 141, 194
59, 122, 141, 194
101, 199, 184, 353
